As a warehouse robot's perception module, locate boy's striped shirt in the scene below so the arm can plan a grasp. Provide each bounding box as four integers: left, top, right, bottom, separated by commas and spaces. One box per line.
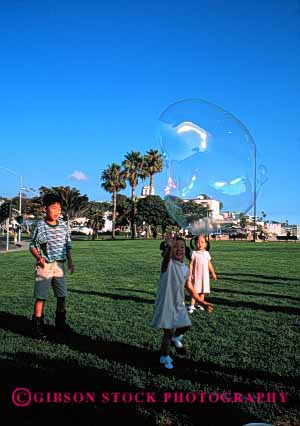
30, 219, 72, 262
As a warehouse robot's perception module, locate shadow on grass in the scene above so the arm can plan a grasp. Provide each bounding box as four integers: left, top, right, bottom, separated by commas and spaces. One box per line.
213, 287, 300, 302
1, 311, 299, 395
69, 288, 154, 304
216, 276, 300, 287
207, 297, 300, 316
218, 272, 300, 283
0, 353, 257, 426
68, 288, 300, 316
0, 356, 155, 426
114, 287, 156, 296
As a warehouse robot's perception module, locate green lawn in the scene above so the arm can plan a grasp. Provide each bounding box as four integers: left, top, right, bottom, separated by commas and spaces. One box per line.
0, 240, 299, 426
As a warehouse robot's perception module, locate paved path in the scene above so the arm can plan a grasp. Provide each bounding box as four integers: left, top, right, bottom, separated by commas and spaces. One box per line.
0, 240, 29, 253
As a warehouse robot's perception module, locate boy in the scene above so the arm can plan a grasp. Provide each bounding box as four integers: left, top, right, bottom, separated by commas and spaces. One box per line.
30, 194, 74, 339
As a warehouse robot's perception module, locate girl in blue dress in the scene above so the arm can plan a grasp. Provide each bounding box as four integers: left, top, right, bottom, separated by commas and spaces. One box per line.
151, 237, 213, 369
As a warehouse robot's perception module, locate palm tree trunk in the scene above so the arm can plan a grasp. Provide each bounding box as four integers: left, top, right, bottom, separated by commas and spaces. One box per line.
149, 173, 154, 195
146, 224, 152, 238
112, 191, 117, 240
66, 214, 70, 231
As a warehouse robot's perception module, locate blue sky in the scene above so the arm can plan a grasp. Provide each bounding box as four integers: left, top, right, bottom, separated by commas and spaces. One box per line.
0, 0, 299, 224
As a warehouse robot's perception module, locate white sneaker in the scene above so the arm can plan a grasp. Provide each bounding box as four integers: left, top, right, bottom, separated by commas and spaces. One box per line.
187, 305, 196, 314
196, 304, 205, 311
159, 355, 174, 369
171, 335, 184, 348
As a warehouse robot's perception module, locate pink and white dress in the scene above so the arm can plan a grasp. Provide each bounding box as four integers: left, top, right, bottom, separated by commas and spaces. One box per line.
191, 250, 211, 294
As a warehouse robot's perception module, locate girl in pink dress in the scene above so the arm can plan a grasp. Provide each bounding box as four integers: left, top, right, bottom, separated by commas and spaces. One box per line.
187, 235, 217, 314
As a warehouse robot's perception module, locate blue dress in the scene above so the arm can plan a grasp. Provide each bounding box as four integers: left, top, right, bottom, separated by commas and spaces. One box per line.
151, 259, 192, 330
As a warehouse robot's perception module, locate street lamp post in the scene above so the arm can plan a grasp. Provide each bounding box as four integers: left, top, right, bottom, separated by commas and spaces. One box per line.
18, 175, 25, 244
253, 143, 257, 242
6, 216, 10, 251
19, 179, 37, 244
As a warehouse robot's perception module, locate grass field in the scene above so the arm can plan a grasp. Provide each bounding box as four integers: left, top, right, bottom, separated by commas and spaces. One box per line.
0, 240, 299, 426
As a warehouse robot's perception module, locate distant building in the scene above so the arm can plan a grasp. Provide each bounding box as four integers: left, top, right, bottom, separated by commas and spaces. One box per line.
186, 195, 223, 220
222, 211, 239, 220
284, 224, 300, 239
102, 211, 112, 232
71, 217, 87, 226
265, 222, 284, 236
141, 186, 155, 197
71, 211, 113, 232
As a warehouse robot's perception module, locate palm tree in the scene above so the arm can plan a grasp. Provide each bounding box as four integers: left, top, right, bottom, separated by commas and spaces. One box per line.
122, 151, 147, 239
260, 211, 267, 221
144, 149, 163, 195
101, 163, 126, 239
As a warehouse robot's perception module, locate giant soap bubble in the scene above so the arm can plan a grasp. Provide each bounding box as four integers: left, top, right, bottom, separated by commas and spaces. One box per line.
155, 98, 266, 235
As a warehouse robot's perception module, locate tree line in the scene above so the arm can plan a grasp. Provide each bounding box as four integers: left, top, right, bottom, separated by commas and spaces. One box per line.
1, 149, 210, 239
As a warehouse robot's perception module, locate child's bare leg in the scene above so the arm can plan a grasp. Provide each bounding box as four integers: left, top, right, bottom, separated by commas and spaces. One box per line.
34, 299, 45, 317
160, 329, 173, 356
198, 293, 204, 302
197, 294, 213, 312
190, 296, 196, 307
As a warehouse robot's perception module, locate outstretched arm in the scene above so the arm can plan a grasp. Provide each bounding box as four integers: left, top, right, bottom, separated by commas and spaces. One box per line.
185, 280, 214, 312
161, 239, 173, 273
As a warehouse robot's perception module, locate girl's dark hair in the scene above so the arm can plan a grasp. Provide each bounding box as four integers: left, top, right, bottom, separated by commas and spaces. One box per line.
175, 236, 185, 242
42, 193, 62, 207
185, 246, 192, 261
190, 235, 210, 252
159, 241, 167, 255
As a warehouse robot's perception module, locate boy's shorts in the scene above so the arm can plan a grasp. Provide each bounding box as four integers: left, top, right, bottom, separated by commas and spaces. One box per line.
34, 261, 67, 300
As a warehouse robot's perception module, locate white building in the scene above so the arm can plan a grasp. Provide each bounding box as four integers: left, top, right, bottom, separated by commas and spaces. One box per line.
187, 195, 223, 220
141, 186, 155, 197
284, 224, 300, 239
265, 222, 284, 237
71, 211, 113, 233
102, 211, 112, 232
222, 211, 239, 220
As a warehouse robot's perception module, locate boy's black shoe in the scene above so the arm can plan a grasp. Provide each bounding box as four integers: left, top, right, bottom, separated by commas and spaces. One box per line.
32, 315, 47, 340
55, 310, 72, 333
